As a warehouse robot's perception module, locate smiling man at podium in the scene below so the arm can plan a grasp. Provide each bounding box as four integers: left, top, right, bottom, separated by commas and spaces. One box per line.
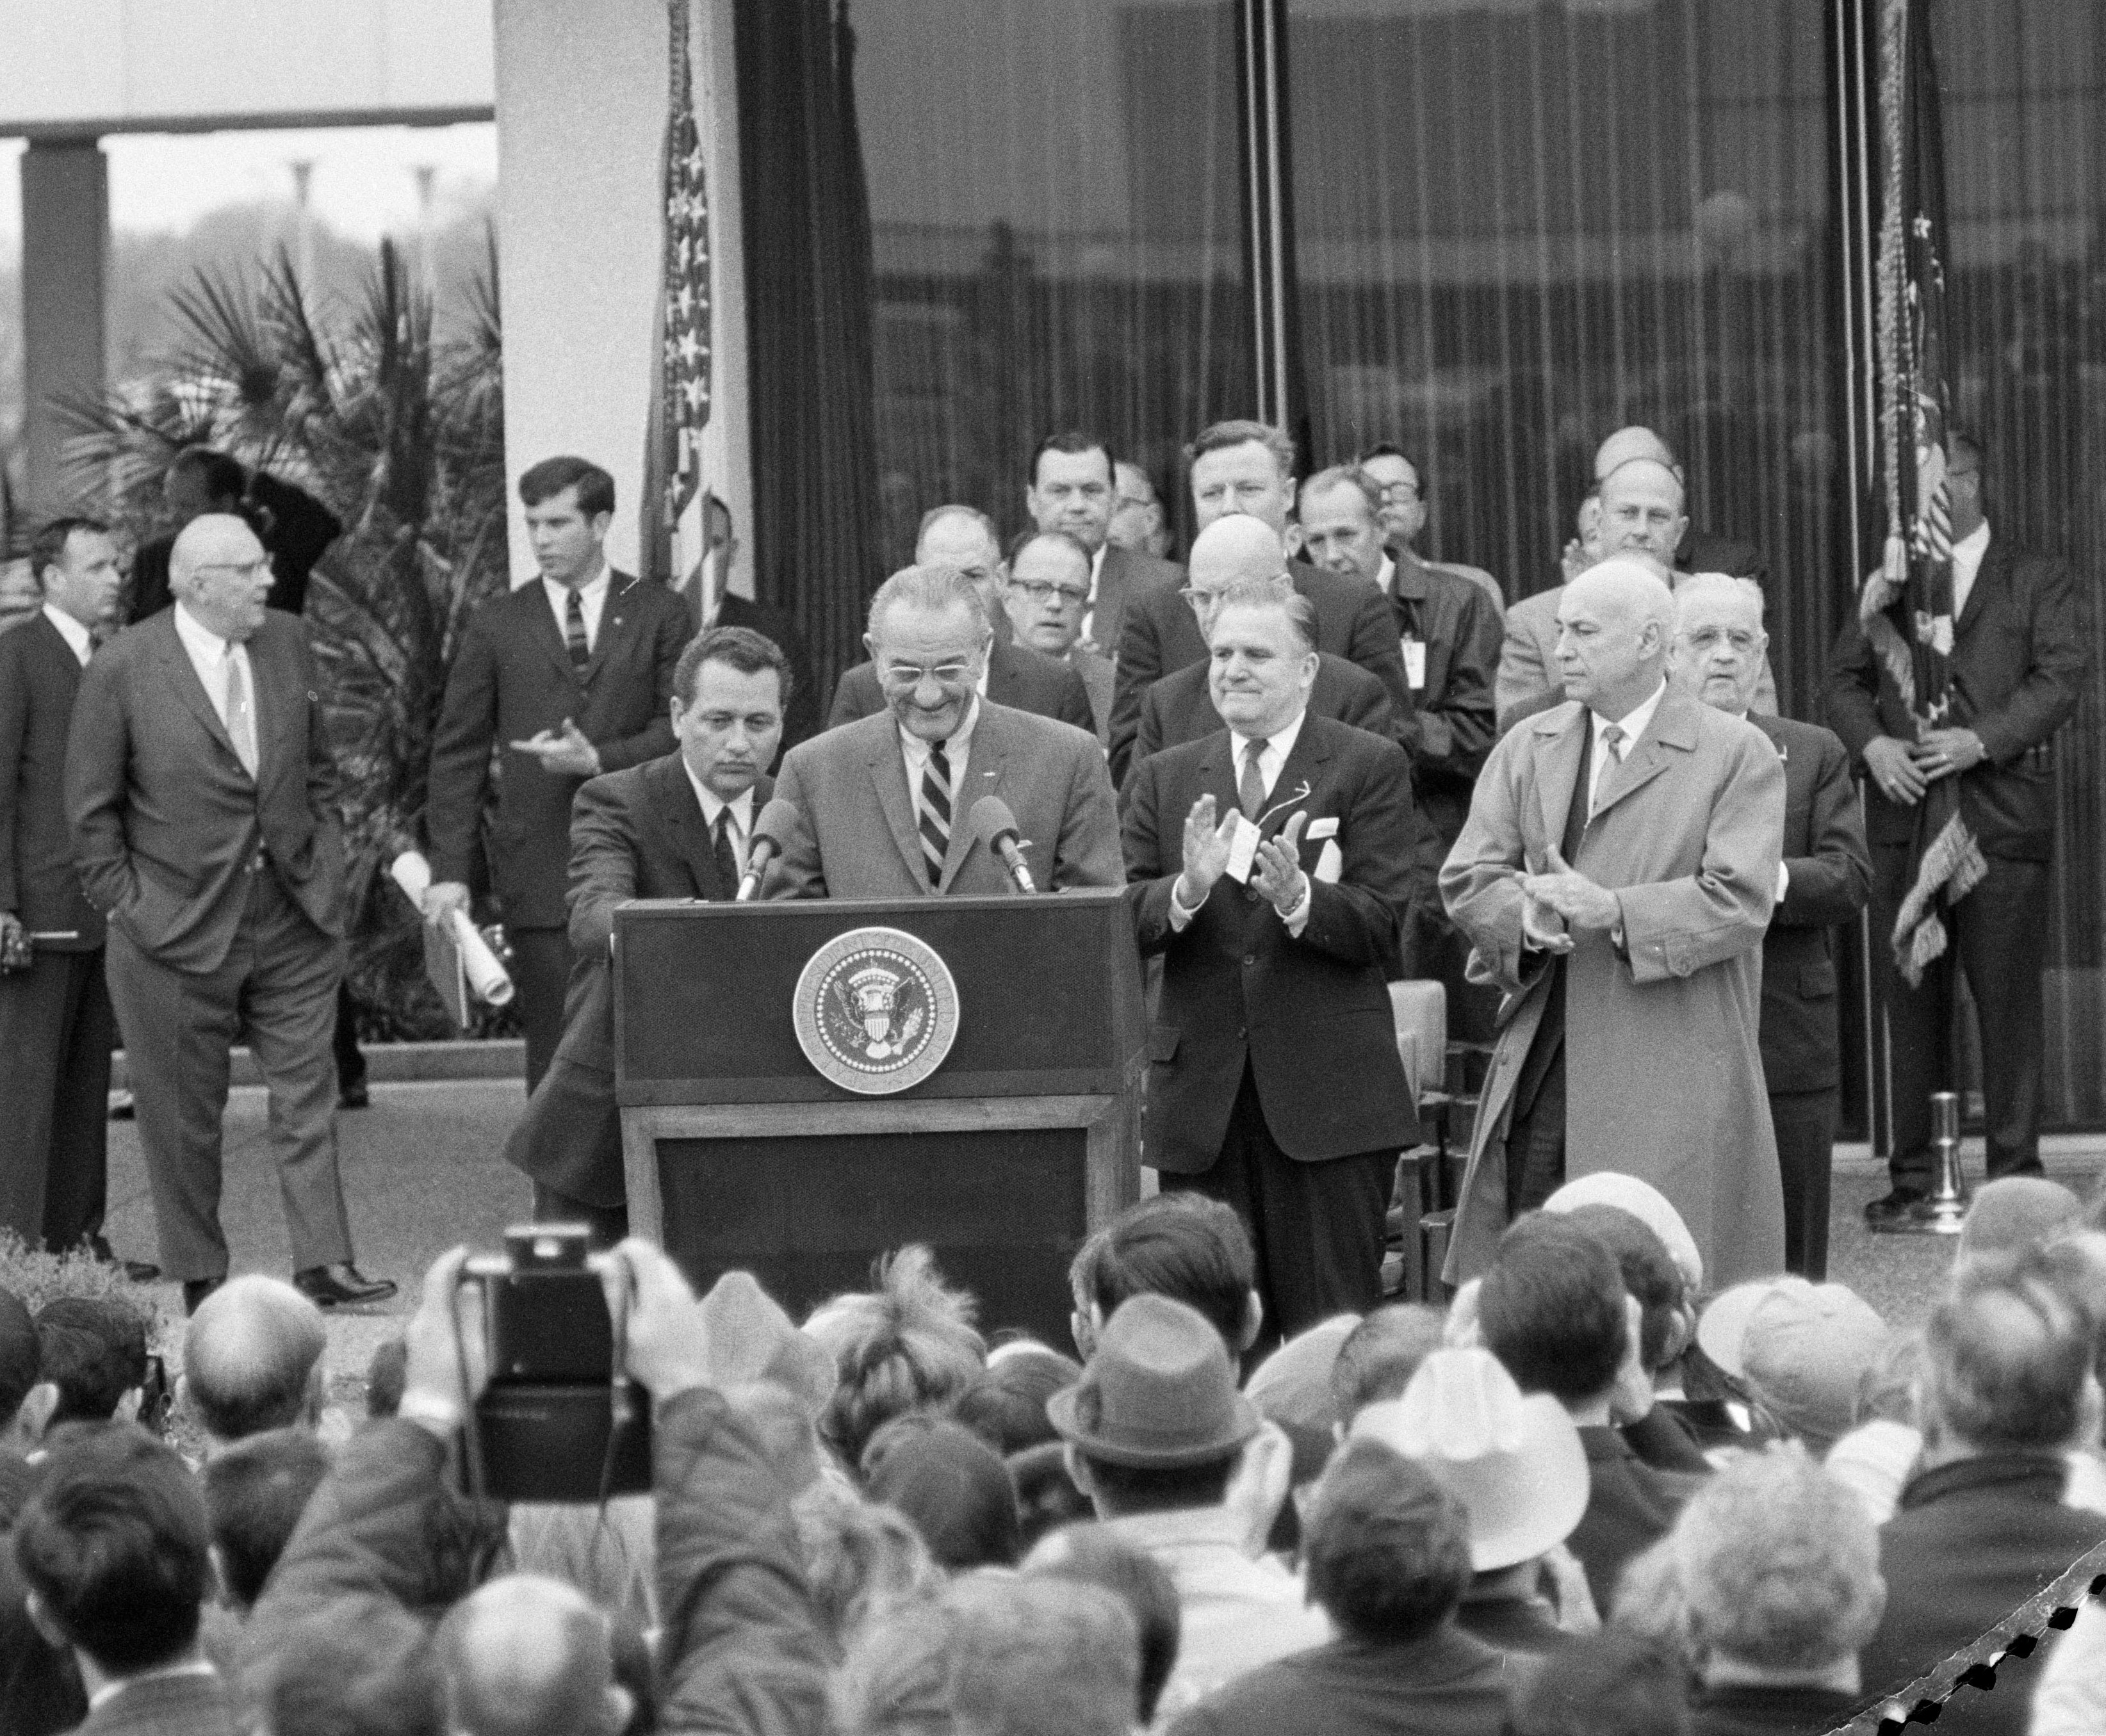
765, 565, 1122, 899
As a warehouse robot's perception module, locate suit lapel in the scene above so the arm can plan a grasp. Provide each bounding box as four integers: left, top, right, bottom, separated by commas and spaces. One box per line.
26, 614, 83, 702
249, 628, 299, 801
580, 571, 637, 689
940, 707, 1004, 890
151, 615, 244, 769
1262, 716, 1329, 838
984, 642, 1020, 710
651, 754, 717, 895
865, 724, 932, 888
523, 580, 584, 686
1591, 686, 1698, 822
1532, 706, 1587, 867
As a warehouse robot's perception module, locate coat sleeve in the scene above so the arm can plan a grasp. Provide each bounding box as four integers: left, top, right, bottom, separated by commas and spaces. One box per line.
567, 773, 642, 957
1495, 603, 1551, 721
1291, 743, 1411, 973
1119, 755, 1184, 955
1820, 612, 1888, 763
1343, 585, 1418, 740
825, 669, 860, 731
592, 596, 685, 774
427, 606, 500, 885
758, 749, 827, 900
0, 640, 28, 913
63, 648, 138, 917
653, 1388, 831, 1736
1050, 736, 1125, 890
1414, 582, 1500, 778
1775, 732, 1871, 929
1439, 731, 1539, 996
1615, 729, 1784, 984
1125, 685, 1165, 797
1967, 555, 2089, 762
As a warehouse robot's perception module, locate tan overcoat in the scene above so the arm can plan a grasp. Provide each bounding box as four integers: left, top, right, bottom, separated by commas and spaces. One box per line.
1440, 685, 1786, 1286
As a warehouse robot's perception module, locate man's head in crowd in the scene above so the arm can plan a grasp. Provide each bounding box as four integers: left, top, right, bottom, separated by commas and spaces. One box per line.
32, 516, 124, 633
201, 1426, 331, 1613
1022, 1522, 1182, 1726
1330, 1302, 1448, 1428
1109, 460, 1170, 558
1027, 432, 1118, 556
1592, 425, 1676, 480
1671, 572, 1767, 718
1476, 1215, 1644, 1423
1555, 556, 1676, 719
1559, 1204, 1693, 1381
1295, 466, 1388, 587
1187, 419, 1297, 536
860, 1412, 1022, 1570
1355, 444, 1427, 549
1945, 428, 1986, 541
863, 565, 993, 747
437, 1574, 630, 1736
16, 1426, 212, 1689
163, 445, 247, 523
181, 1274, 328, 1450
804, 1244, 986, 1468
915, 505, 1007, 622
1068, 1194, 1262, 1361
670, 625, 789, 795
1207, 581, 1320, 743
1697, 1276, 1890, 1450
1052, 1294, 1259, 1520
794, 1476, 943, 1653
1004, 530, 1093, 658
1660, 1447, 1885, 1689
1596, 457, 1688, 564
1181, 514, 1289, 644
1302, 1440, 1474, 1647
1958, 1176, 2084, 1269
518, 455, 614, 588
33, 1297, 152, 1430
952, 1340, 1081, 1455
169, 513, 273, 644
1920, 1256, 2099, 1461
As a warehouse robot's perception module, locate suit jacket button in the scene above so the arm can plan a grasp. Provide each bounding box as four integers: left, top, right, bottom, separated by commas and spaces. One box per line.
1243, 953, 1256, 966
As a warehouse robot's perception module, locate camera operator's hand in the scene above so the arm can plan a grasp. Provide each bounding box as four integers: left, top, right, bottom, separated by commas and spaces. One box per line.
607, 1239, 714, 1399
400, 1245, 489, 1440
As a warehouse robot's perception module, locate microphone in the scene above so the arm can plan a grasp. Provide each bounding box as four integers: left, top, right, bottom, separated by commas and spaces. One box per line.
970, 797, 1038, 895
737, 798, 801, 902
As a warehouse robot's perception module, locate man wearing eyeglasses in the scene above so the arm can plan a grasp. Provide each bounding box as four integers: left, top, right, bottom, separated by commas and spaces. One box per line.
65, 514, 395, 1315
766, 565, 1122, 900
1002, 530, 1114, 745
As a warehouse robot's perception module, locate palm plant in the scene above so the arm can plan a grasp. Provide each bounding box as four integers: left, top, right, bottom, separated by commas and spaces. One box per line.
63, 236, 511, 1036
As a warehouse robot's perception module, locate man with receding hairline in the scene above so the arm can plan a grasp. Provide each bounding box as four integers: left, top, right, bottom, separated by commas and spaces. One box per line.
1444, 557, 1786, 1286
180, 1274, 329, 1452
439, 1575, 628, 1736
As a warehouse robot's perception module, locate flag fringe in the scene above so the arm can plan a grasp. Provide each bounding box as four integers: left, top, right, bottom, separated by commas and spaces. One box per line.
1891, 807, 1989, 987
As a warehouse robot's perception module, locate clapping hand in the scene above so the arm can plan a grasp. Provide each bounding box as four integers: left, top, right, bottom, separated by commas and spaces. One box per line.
510, 718, 601, 779
1250, 812, 1309, 917
1177, 795, 1239, 909
1520, 845, 1619, 933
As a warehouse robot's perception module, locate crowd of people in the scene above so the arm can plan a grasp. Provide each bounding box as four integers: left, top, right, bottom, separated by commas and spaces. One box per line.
6, 1176, 2106, 1733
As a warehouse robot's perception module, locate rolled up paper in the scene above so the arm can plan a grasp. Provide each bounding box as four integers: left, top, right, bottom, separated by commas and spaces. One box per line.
389, 850, 433, 904
452, 911, 514, 1007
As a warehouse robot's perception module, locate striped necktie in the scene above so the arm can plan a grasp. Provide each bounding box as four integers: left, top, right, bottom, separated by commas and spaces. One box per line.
564, 588, 589, 667
918, 740, 952, 888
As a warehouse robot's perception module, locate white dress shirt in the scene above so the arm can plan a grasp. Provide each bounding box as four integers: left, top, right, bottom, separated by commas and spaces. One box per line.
1171, 708, 1313, 934
1376, 553, 1397, 597
544, 562, 612, 652
42, 602, 92, 667
172, 601, 257, 739
681, 763, 755, 879
1950, 519, 1991, 622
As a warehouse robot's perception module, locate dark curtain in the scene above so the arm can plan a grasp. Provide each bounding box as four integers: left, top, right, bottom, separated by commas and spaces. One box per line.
735, 0, 882, 700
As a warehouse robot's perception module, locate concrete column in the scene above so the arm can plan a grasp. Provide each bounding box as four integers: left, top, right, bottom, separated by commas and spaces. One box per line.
19, 139, 109, 514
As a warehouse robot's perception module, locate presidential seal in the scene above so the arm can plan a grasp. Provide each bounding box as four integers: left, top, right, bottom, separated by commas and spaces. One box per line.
793, 927, 961, 1094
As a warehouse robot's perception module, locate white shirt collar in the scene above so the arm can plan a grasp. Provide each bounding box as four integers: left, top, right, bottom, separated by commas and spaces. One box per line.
87, 1660, 216, 1713
1090, 542, 1107, 598
680, 760, 756, 836
1229, 707, 1309, 800
172, 599, 237, 664
1952, 519, 1991, 565
1592, 678, 1667, 757
898, 694, 980, 775
1376, 553, 1396, 597
543, 562, 612, 636
42, 602, 93, 665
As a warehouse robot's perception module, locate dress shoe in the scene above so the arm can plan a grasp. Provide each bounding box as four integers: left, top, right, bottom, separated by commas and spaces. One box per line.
84, 1233, 160, 1284
183, 1277, 225, 1315
339, 1080, 371, 1110
109, 1091, 135, 1122
1863, 1187, 1927, 1228
293, 1263, 398, 1309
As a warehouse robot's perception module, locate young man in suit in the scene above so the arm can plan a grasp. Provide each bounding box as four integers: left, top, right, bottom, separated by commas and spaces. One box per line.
1108, 419, 1413, 784
1026, 431, 1183, 660
0, 518, 142, 1268
502, 626, 786, 1244
66, 515, 391, 1315
1674, 576, 1870, 1278
424, 456, 693, 1091
767, 565, 1122, 900
828, 506, 1097, 734
1121, 581, 1424, 1339
1825, 430, 2090, 1224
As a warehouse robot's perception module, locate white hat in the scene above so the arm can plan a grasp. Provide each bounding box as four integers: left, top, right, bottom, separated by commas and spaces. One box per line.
1349, 1347, 1589, 1571
1544, 1172, 1704, 1294
1697, 1278, 1890, 1448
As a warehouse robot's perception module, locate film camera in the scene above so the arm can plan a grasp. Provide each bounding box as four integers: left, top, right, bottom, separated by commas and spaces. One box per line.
460, 1226, 652, 1503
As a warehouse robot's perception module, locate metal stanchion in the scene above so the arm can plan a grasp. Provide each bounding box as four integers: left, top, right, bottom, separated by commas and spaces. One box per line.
1871, 1089, 1970, 1236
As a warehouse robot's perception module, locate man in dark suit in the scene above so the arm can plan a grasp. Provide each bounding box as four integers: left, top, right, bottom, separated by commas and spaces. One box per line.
1122, 581, 1423, 1340
1026, 431, 1184, 659
1825, 431, 2089, 1223
828, 506, 1097, 734
1109, 419, 1413, 784
66, 515, 391, 1314
503, 626, 785, 1244
424, 457, 692, 1091
768, 565, 1122, 899
1001, 529, 1116, 743
682, 495, 820, 752
1676, 576, 1870, 1277
0, 518, 136, 1266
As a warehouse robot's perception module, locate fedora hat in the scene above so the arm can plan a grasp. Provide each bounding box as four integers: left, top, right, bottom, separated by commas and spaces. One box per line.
1350, 1347, 1588, 1571
1047, 1294, 1259, 1468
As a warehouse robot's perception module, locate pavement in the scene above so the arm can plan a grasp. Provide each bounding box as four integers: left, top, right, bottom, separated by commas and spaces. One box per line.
106, 1082, 2106, 1402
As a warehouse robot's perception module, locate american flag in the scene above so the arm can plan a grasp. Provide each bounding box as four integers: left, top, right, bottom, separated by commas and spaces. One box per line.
657, 0, 712, 598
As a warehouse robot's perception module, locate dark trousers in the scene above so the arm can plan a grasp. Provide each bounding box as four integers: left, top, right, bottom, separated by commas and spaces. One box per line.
1505, 1046, 1567, 1219
1163, 1064, 1393, 1345
0, 947, 115, 1250
1871, 847, 2047, 1188
502, 1059, 624, 1208
104, 872, 355, 1283
1770, 1087, 1838, 1279
532, 1182, 628, 1249
511, 928, 573, 1093
334, 980, 366, 1091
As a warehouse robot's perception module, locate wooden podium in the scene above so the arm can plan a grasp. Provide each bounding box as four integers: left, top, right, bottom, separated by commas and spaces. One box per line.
612, 889, 1146, 1344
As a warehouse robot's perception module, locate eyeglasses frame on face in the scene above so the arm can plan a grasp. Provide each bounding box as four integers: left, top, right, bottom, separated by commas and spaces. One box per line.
191, 557, 275, 581
879, 660, 977, 689
1011, 580, 1090, 608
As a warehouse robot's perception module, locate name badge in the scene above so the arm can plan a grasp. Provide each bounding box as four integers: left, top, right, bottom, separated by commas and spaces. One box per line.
1223, 811, 1262, 884
1402, 637, 1426, 690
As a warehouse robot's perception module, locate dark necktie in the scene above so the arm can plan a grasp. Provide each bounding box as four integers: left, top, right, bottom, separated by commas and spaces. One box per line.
712, 807, 741, 890
919, 740, 952, 887
1237, 737, 1269, 820
565, 588, 589, 667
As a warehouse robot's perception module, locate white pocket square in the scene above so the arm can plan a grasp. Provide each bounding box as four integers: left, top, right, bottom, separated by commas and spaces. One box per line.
1307, 817, 1340, 840
1315, 840, 1343, 884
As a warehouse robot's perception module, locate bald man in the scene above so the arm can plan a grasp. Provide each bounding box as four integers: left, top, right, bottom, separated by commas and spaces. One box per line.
1442, 558, 1786, 1286
181, 1274, 330, 1450
439, 1577, 628, 1736
66, 515, 392, 1313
